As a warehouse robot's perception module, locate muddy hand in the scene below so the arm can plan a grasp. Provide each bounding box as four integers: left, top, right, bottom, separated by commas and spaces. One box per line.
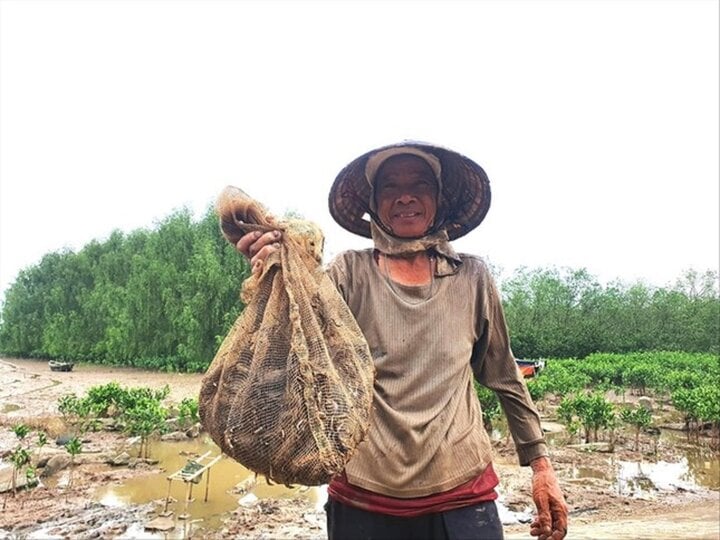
236, 230, 282, 274
530, 457, 568, 540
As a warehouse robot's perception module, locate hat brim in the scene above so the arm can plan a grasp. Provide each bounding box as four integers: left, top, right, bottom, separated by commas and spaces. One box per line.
328, 142, 491, 241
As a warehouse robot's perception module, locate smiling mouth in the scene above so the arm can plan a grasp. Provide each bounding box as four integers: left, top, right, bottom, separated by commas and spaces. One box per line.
394, 211, 422, 219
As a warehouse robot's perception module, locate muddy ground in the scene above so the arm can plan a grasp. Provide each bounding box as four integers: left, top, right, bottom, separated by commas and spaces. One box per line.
0, 357, 718, 539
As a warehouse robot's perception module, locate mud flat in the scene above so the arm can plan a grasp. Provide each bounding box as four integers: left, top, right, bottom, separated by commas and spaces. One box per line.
1, 357, 718, 539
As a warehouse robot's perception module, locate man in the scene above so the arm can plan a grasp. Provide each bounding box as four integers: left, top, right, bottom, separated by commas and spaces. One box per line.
237, 141, 567, 540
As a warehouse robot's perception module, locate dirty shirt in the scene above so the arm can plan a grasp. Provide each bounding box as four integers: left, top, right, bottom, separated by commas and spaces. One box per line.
325, 249, 547, 500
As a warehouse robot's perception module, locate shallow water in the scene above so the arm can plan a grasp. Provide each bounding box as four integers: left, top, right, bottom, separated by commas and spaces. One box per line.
93, 438, 325, 534
495, 419, 720, 500
615, 456, 719, 498
547, 426, 720, 492
0, 403, 22, 414
90, 427, 719, 537
93, 437, 538, 536
570, 465, 612, 481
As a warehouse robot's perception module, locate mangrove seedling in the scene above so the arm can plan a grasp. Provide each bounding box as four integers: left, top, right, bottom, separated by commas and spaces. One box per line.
64, 437, 82, 488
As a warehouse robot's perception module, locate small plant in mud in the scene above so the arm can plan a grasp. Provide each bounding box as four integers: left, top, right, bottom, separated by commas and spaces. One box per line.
54, 382, 174, 460
3, 424, 46, 509
6, 423, 32, 498
11, 423, 30, 442
121, 397, 168, 459
58, 393, 80, 420
117, 384, 171, 411
85, 382, 126, 416
620, 405, 653, 451
21, 466, 38, 508
64, 436, 82, 488
36, 430, 48, 459
177, 397, 200, 430
672, 385, 720, 448
57, 393, 96, 432
56, 382, 172, 435
558, 392, 616, 444
83, 382, 170, 416
562, 418, 584, 445
9, 446, 31, 497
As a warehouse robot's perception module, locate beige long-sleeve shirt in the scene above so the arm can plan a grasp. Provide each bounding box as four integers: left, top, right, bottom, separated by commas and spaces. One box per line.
326, 249, 547, 498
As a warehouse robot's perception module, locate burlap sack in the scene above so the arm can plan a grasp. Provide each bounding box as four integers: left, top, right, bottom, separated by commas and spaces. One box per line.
199, 186, 374, 486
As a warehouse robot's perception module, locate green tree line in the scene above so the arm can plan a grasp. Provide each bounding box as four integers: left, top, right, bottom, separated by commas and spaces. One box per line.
0, 207, 249, 372
0, 208, 717, 371
501, 267, 719, 358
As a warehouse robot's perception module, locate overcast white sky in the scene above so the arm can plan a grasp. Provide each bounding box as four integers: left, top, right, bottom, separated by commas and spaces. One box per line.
1, 0, 718, 301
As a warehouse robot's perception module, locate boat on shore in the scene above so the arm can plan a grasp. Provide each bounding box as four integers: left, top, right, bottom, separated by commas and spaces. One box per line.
48, 360, 74, 372
515, 358, 545, 378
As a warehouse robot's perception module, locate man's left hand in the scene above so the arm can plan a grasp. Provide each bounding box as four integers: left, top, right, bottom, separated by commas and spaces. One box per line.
529, 456, 568, 540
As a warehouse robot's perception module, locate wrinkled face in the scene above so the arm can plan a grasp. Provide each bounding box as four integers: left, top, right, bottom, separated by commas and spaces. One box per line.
374, 154, 438, 238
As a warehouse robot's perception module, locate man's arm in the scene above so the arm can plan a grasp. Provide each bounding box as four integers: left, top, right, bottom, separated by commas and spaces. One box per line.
530, 456, 568, 540
470, 263, 547, 464
470, 262, 568, 538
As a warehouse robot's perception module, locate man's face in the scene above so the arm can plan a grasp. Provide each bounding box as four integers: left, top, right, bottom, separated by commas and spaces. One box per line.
374, 154, 438, 238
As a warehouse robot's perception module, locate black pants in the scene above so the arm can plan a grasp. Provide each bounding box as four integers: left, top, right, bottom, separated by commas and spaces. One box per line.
325, 499, 505, 540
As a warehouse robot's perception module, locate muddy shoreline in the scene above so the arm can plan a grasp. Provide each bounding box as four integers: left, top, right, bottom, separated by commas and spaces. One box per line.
1, 357, 718, 539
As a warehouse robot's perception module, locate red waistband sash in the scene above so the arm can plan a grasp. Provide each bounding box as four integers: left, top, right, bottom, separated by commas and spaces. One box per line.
327, 463, 499, 518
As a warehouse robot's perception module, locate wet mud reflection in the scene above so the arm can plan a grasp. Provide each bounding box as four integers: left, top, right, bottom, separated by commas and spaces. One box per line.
94, 437, 325, 534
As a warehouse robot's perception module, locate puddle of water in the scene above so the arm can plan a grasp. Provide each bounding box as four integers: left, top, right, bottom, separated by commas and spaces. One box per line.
496, 496, 533, 525
94, 438, 326, 534
660, 430, 720, 490
0, 403, 21, 413
500, 420, 720, 492
544, 431, 564, 446
564, 433, 719, 494
615, 457, 715, 498
571, 466, 612, 481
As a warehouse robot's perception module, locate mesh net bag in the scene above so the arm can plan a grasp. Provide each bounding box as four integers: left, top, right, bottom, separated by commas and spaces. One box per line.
199, 186, 375, 486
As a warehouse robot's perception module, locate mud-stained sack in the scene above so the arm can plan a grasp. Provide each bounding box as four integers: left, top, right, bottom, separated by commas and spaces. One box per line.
199, 186, 375, 486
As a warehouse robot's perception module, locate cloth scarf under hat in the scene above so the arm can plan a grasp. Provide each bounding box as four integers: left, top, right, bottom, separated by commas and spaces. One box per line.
370, 221, 462, 277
